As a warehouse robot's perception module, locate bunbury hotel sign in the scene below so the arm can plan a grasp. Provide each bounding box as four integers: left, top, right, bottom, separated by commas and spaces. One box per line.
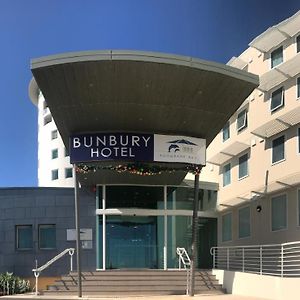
70, 133, 206, 165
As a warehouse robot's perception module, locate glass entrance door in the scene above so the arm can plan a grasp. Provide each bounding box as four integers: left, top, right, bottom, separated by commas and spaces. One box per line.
106, 215, 162, 269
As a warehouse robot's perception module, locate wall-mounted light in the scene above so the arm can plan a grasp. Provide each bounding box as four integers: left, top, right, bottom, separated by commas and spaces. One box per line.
256, 205, 262, 212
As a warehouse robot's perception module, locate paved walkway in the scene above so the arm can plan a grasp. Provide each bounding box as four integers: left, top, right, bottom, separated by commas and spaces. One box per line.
0, 293, 269, 300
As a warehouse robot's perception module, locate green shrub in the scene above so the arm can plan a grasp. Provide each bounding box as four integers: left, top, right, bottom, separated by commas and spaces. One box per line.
0, 272, 30, 295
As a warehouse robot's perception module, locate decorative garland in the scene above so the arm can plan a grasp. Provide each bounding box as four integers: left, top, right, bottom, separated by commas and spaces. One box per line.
76, 163, 202, 176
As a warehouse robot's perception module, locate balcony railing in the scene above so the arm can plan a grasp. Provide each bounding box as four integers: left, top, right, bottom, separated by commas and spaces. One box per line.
210, 241, 300, 277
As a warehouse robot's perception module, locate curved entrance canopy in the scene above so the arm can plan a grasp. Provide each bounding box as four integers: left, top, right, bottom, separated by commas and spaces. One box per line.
30, 50, 258, 184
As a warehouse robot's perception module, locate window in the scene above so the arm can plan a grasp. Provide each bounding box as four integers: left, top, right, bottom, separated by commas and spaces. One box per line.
297, 77, 300, 99
236, 109, 247, 132
16, 225, 33, 250
272, 135, 285, 164
223, 163, 231, 186
65, 168, 73, 178
238, 153, 248, 179
222, 213, 232, 242
51, 169, 58, 180
52, 149, 58, 159
297, 35, 300, 53
51, 130, 58, 140
270, 87, 284, 112
239, 206, 250, 238
271, 194, 287, 231
271, 46, 283, 68
39, 225, 56, 249
222, 121, 230, 142
44, 114, 52, 125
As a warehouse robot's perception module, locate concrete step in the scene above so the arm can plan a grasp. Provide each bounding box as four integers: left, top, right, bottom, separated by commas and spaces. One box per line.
52, 279, 219, 286
43, 269, 225, 296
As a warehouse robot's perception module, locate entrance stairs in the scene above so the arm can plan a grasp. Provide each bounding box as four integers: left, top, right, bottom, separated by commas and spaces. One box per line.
43, 270, 225, 296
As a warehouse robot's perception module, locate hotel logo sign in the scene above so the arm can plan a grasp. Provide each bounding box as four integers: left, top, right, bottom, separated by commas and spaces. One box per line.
70, 133, 206, 165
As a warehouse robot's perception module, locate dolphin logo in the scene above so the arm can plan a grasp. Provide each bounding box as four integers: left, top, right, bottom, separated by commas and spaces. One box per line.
168, 144, 180, 152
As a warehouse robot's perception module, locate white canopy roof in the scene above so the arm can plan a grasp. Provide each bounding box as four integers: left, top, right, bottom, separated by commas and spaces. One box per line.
249, 11, 300, 52
251, 106, 300, 139
258, 53, 300, 92
218, 171, 300, 211
207, 141, 250, 165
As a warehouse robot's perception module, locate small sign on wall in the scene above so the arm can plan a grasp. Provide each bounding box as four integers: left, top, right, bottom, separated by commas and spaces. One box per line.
67, 229, 92, 241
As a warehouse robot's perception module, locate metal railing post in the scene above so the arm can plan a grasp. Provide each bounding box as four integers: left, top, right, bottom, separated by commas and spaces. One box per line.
34, 271, 39, 296
69, 249, 75, 272
260, 246, 262, 275
242, 248, 245, 272
212, 248, 216, 269
281, 244, 284, 277
227, 248, 229, 270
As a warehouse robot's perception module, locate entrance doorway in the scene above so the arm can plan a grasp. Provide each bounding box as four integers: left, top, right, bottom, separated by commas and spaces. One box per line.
106, 216, 158, 269
97, 184, 217, 270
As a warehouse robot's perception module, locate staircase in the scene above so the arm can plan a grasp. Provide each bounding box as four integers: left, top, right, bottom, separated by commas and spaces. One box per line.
43, 270, 225, 296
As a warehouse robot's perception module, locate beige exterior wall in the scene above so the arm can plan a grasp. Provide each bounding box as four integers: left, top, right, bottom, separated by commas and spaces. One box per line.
200, 12, 300, 247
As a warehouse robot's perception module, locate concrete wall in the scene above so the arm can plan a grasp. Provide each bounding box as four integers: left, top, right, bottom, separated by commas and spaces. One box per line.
0, 187, 96, 277
213, 269, 300, 300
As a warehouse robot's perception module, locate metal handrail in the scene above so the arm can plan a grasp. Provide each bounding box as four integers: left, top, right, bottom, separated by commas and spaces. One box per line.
176, 247, 191, 295
32, 248, 75, 295
210, 241, 300, 278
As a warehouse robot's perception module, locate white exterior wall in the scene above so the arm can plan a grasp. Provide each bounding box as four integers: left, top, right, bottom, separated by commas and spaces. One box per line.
37, 93, 74, 187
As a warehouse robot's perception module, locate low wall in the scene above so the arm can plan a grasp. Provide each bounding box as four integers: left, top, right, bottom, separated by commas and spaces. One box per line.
213, 269, 300, 300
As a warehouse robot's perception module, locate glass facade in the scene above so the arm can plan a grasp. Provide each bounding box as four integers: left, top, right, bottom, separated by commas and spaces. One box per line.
97, 184, 217, 270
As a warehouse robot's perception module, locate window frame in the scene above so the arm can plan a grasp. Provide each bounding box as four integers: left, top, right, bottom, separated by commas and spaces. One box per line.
223, 163, 231, 187
238, 153, 249, 180
238, 205, 251, 239
296, 34, 300, 54
270, 87, 284, 113
270, 46, 283, 69
271, 193, 288, 232
271, 135, 285, 165
51, 130, 58, 140
236, 109, 248, 132
65, 168, 73, 178
16, 225, 33, 250
38, 224, 56, 250
222, 121, 230, 142
51, 169, 59, 180
51, 148, 58, 159
222, 212, 232, 242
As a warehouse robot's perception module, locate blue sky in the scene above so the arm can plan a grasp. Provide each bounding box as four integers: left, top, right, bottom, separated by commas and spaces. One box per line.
0, 0, 299, 187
